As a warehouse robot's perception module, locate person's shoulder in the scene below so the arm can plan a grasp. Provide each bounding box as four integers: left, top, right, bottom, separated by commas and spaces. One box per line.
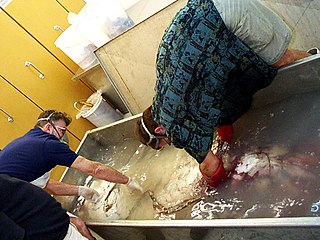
30, 128, 59, 141
27, 128, 48, 138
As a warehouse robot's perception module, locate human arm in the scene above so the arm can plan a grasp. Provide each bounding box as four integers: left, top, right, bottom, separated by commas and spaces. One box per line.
44, 179, 100, 201
45, 179, 79, 196
71, 156, 129, 184
71, 156, 143, 192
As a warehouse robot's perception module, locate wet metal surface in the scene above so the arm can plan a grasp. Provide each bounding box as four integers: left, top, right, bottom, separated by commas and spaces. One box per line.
56, 56, 320, 239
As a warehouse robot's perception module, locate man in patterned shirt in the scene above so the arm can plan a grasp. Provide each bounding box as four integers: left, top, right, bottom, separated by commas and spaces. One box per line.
135, 0, 311, 187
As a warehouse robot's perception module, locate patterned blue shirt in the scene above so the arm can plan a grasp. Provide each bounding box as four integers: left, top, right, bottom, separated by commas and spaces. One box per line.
151, 0, 277, 163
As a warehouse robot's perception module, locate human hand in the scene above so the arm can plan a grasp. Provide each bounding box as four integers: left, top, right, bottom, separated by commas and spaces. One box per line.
217, 125, 233, 144
199, 156, 227, 188
69, 217, 95, 240
126, 177, 143, 192
78, 186, 100, 202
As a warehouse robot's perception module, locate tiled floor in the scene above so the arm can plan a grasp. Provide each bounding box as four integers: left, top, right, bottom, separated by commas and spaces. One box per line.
127, 0, 320, 51
263, 0, 320, 51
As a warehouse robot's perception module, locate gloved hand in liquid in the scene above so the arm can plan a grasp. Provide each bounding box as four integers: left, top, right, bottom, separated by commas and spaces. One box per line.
200, 156, 227, 188
78, 186, 101, 203
217, 125, 233, 144
127, 177, 143, 192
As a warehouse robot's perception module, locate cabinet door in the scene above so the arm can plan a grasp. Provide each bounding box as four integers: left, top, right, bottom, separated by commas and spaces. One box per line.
56, 0, 85, 14
0, 76, 42, 149
0, 13, 95, 142
2, 0, 80, 73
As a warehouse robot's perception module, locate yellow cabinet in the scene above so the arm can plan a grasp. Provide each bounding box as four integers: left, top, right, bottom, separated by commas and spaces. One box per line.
0, 11, 95, 145
0, 76, 42, 149
2, 0, 81, 73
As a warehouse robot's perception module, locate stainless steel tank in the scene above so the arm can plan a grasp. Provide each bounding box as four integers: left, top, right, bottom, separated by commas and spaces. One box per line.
56, 56, 320, 239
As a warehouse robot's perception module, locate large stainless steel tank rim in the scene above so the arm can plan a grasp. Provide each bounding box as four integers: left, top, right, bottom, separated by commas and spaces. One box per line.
87, 217, 320, 227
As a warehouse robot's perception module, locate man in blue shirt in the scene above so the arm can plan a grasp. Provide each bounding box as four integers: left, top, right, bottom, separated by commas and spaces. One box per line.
135, 0, 311, 187
0, 110, 142, 197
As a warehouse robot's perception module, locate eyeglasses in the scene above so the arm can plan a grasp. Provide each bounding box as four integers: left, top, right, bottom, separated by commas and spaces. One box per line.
38, 112, 67, 139
51, 124, 66, 138
140, 117, 166, 150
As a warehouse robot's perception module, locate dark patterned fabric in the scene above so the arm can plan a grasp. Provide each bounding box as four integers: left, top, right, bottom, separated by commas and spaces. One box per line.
151, 0, 277, 162
0, 174, 69, 240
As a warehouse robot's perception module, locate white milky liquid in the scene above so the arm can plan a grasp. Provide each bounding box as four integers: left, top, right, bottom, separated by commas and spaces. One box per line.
73, 92, 320, 221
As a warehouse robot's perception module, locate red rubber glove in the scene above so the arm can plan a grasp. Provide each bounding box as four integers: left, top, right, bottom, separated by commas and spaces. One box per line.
199, 157, 227, 188
217, 125, 233, 144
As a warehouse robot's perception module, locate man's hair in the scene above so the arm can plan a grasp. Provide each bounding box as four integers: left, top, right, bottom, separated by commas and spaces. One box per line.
34, 110, 72, 128
134, 106, 160, 149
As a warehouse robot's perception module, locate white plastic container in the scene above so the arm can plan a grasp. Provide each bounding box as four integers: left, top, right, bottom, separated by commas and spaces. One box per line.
75, 92, 123, 127
68, 11, 111, 48
54, 24, 97, 69
74, 0, 134, 46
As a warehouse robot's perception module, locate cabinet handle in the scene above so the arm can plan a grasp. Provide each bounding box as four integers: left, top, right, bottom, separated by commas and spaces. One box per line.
53, 25, 64, 32
24, 61, 45, 79
0, 108, 14, 122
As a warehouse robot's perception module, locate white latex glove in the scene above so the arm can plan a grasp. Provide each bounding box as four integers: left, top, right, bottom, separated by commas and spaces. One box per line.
126, 177, 143, 192
78, 186, 100, 202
